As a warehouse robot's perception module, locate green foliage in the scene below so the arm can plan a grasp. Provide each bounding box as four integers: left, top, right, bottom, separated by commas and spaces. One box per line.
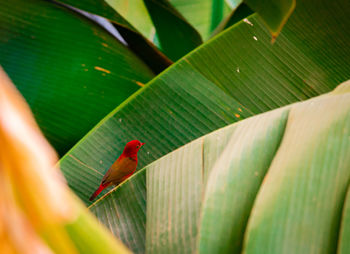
169, 0, 232, 39
338, 177, 350, 254
89, 170, 147, 254
143, 0, 203, 61
90, 81, 350, 253
0, 0, 154, 155
245, 0, 295, 38
60, 0, 350, 205
2, 0, 350, 253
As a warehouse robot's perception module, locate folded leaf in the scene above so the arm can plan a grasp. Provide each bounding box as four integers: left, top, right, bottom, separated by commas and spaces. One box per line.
244, 81, 350, 253
198, 107, 289, 254
90, 80, 350, 253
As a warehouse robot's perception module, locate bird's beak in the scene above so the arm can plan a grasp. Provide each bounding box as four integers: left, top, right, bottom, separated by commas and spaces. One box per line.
141, 142, 145, 146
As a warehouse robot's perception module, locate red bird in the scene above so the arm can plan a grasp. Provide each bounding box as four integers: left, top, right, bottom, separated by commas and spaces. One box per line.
89, 140, 145, 201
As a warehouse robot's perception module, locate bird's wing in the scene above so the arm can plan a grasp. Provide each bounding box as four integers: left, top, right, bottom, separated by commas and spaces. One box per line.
102, 157, 136, 185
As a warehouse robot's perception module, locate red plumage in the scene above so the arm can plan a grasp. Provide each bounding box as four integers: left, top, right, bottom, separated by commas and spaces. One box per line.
89, 140, 145, 201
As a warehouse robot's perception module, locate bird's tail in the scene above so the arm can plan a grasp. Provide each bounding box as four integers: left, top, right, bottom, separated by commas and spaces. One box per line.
89, 184, 108, 201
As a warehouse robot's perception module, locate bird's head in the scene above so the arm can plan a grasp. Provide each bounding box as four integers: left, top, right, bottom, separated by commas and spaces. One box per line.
122, 140, 145, 157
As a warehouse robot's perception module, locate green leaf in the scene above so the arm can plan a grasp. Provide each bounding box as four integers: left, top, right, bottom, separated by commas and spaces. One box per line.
143, 0, 203, 61
104, 0, 155, 40
55, 0, 135, 31
244, 0, 296, 39
60, 60, 251, 204
90, 81, 350, 253
89, 168, 146, 254
338, 164, 350, 254
243, 84, 350, 253
65, 208, 132, 254
209, 0, 233, 31
169, 0, 233, 39
198, 107, 289, 254
0, 0, 154, 155
146, 138, 203, 254
210, 3, 254, 38
60, 0, 350, 204
106, 0, 203, 61
168, 0, 295, 40
143, 108, 288, 253
186, 1, 350, 114
53, 0, 172, 73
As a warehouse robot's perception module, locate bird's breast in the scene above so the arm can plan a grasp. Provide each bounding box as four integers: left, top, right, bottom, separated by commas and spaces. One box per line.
114, 156, 137, 172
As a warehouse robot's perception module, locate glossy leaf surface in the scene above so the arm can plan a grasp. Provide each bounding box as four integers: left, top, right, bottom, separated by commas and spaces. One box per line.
60, 0, 350, 205
0, 0, 154, 155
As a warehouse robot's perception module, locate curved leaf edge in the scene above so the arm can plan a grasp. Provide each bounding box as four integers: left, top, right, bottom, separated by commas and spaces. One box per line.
87, 80, 350, 254
89, 79, 350, 207
59, 13, 259, 167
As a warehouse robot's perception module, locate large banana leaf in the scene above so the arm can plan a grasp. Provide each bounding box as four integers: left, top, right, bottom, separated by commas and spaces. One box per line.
89, 168, 147, 253
243, 84, 350, 253
198, 106, 289, 254
61, 61, 251, 203
0, 0, 154, 155
88, 104, 289, 254
60, 0, 350, 205
90, 80, 350, 253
